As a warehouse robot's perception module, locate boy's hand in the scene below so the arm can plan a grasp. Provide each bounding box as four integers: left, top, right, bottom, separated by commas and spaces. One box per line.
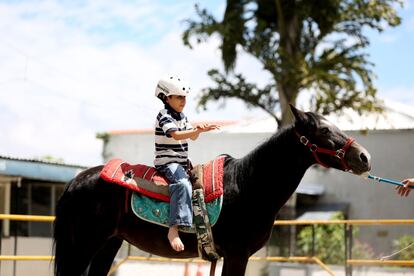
195, 123, 220, 132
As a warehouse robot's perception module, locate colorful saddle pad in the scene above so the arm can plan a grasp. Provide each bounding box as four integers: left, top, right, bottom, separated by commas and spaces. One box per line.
100, 156, 225, 202
100, 156, 226, 234
131, 192, 222, 233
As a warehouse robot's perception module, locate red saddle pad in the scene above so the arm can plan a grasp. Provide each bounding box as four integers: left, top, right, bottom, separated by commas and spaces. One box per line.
100, 156, 225, 202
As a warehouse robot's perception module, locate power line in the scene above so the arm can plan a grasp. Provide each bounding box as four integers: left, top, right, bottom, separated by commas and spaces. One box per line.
0, 38, 155, 113
0, 39, 83, 82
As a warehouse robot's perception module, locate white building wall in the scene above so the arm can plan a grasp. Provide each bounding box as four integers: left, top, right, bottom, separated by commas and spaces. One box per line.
102, 132, 272, 165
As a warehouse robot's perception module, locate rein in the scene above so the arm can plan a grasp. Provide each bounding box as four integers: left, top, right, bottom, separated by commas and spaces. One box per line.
295, 130, 355, 171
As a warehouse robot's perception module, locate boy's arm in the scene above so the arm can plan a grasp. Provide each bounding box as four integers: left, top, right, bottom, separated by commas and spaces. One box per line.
170, 129, 201, 140
189, 131, 200, 141
170, 124, 220, 141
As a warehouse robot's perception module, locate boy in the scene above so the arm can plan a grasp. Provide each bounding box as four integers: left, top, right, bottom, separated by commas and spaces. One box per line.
154, 75, 219, 252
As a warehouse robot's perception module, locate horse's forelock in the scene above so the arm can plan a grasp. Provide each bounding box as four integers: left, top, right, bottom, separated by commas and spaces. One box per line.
299, 112, 320, 131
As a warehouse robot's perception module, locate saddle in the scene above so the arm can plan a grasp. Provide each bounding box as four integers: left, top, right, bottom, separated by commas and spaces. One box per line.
100, 156, 226, 261
100, 157, 225, 203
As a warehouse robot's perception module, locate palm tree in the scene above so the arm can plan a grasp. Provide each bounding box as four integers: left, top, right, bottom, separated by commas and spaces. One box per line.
183, 0, 402, 126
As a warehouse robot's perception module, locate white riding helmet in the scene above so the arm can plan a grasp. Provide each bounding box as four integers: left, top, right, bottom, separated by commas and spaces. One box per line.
155, 75, 191, 101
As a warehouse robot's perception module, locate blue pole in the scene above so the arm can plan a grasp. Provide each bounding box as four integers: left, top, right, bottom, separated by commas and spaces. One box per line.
367, 175, 414, 189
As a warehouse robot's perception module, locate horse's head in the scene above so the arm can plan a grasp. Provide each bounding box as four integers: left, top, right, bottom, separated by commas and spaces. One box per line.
290, 105, 371, 175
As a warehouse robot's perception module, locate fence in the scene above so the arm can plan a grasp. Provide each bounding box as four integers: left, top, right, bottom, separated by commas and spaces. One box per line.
1, 214, 414, 276
274, 219, 414, 275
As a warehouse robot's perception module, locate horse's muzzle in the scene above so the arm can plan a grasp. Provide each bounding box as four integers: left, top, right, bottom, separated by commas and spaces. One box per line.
348, 142, 371, 175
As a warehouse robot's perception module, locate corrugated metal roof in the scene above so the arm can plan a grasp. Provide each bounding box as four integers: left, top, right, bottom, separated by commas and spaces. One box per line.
296, 211, 339, 220
325, 101, 414, 131
296, 183, 325, 195
219, 101, 414, 133
296, 203, 349, 220
106, 120, 239, 135
0, 155, 88, 183
0, 155, 88, 168
102, 101, 414, 135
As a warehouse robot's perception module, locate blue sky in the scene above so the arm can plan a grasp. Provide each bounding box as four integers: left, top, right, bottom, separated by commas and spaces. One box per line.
366, 2, 414, 103
0, 0, 413, 166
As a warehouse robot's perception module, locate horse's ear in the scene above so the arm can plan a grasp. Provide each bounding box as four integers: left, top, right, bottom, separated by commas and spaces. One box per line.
290, 104, 307, 124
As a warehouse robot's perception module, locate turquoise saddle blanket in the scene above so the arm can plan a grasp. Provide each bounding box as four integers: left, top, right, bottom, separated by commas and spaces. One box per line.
131, 192, 223, 233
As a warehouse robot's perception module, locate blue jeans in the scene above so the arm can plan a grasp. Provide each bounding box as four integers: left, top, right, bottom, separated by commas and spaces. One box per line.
156, 163, 193, 227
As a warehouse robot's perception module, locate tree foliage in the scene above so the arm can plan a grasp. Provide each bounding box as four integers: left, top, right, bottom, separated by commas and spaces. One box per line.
183, 0, 402, 126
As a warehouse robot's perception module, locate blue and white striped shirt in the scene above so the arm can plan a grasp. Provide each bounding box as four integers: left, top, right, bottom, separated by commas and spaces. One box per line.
154, 108, 193, 168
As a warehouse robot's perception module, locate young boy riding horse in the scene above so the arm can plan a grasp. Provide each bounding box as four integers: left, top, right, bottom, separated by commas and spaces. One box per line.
154, 75, 219, 251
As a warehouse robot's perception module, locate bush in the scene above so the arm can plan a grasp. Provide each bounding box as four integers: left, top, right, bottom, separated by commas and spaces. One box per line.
297, 212, 374, 264
393, 234, 414, 260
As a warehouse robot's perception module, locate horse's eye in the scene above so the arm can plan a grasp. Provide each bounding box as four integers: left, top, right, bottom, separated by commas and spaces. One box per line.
320, 127, 330, 135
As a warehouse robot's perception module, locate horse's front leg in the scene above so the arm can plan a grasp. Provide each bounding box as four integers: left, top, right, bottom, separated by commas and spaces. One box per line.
221, 252, 249, 276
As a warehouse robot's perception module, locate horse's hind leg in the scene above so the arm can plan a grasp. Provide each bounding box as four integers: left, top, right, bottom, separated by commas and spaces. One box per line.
87, 236, 123, 276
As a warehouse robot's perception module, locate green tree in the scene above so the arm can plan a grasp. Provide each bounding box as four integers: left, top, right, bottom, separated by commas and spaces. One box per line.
297, 212, 345, 263
297, 212, 375, 264
183, 0, 402, 126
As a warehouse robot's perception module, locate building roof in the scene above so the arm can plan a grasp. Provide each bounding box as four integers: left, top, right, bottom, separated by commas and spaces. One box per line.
103, 100, 414, 136
296, 183, 325, 195
106, 120, 238, 135
0, 155, 87, 183
325, 101, 414, 131
219, 100, 414, 133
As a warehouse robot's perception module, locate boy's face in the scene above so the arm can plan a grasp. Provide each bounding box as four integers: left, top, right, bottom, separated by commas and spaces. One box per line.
166, 95, 186, 113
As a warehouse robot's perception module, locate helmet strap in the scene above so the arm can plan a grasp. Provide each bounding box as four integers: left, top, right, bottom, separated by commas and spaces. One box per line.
164, 103, 182, 120
158, 94, 167, 103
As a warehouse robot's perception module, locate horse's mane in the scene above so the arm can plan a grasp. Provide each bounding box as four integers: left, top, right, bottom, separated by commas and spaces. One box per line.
242, 124, 295, 167
222, 124, 302, 193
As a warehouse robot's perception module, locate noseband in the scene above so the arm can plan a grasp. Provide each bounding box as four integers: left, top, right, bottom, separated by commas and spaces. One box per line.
295, 130, 355, 171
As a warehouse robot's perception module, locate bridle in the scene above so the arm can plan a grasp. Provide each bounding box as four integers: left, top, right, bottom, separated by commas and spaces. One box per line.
295, 130, 355, 171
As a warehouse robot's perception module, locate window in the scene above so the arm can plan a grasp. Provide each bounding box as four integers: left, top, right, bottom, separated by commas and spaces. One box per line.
10, 180, 66, 237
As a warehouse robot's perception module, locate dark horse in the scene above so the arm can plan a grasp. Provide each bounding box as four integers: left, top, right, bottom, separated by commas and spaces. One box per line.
53, 105, 371, 276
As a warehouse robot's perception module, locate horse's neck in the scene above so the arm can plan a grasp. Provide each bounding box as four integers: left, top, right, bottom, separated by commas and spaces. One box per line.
236, 126, 313, 201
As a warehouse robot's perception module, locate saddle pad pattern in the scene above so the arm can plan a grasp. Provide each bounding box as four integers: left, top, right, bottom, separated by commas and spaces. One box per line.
100, 156, 225, 203
202, 156, 225, 202
100, 159, 170, 202
131, 192, 223, 233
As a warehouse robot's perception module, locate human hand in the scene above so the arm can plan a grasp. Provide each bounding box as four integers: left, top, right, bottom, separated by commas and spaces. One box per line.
195, 123, 220, 132
395, 178, 414, 197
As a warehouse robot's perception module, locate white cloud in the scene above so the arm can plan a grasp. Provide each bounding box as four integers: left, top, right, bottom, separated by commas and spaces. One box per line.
406, 15, 414, 32
376, 33, 399, 43
378, 86, 414, 105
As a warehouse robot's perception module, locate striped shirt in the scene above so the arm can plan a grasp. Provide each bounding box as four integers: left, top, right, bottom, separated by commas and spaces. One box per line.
154, 108, 193, 168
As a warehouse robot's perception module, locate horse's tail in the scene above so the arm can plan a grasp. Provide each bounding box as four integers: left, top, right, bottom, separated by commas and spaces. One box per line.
53, 179, 76, 276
